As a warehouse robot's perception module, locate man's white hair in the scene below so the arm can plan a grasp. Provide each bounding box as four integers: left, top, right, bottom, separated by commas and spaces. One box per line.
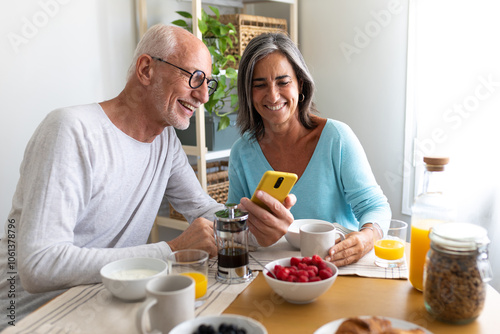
126, 24, 180, 81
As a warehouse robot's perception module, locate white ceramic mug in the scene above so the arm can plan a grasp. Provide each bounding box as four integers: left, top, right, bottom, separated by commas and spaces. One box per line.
300, 223, 346, 258
136, 274, 195, 334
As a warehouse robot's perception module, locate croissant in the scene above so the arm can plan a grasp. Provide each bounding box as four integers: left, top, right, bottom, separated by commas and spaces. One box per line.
383, 330, 425, 334
335, 317, 425, 334
335, 317, 392, 334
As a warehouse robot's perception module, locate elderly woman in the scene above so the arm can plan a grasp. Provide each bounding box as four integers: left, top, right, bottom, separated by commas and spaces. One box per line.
227, 33, 391, 266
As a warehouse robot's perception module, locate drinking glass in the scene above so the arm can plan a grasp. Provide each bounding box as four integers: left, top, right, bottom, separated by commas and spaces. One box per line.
374, 220, 408, 268
167, 249, 209, 307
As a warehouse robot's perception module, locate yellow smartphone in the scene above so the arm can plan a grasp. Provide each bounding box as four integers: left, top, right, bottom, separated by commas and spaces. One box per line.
251, 171, 298, 211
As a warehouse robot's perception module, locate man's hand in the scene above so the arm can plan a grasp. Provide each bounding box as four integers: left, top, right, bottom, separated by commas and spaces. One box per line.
238, 190, 297, 247
167, 217, 217, 257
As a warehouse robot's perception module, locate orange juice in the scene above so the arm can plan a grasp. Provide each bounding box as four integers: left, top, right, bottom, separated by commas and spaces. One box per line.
181, 272, 207, 299
409, 219, 442, 291
374, 239, 405, 260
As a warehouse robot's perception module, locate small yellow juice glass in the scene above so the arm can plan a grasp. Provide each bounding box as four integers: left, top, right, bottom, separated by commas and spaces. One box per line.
374, 220, 408, 268
167, 249, 209, 307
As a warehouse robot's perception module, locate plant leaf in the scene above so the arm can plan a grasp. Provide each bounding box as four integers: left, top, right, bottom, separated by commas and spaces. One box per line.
217, 115, 230, 131
171, 19, 189, 28
231, 94, 238, 107
213, 86, 225, 101
208, 5, 220, 18
225, 67, 237, 77
212, 66, 221, 76
176, 11, 192, 19
198, 20, 208, 34
205, 98, 216, 114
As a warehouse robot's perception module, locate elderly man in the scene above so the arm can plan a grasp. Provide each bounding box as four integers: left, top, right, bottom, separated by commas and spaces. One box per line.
0, 24, 295, 329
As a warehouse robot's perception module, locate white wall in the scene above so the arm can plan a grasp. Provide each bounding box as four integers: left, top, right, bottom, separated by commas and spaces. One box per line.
299, 0, 409, 222
0, 0, 137, 235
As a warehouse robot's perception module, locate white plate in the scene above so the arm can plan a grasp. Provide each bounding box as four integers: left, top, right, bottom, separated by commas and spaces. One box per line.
314, 316, 432, 334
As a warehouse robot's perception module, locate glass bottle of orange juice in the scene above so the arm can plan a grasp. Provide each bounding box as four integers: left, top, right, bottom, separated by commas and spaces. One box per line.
409, 156, 455, 291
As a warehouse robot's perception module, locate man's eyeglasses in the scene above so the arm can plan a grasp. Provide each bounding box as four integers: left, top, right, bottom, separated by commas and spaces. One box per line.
151, 56, 218, 96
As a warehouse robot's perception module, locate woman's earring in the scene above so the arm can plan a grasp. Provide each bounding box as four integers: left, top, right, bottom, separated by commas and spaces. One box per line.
299, 93, 305, 102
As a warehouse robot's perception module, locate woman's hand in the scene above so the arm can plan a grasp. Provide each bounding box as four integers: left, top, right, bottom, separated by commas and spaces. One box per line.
238, 190, 297, 247
325, 228, 374, 267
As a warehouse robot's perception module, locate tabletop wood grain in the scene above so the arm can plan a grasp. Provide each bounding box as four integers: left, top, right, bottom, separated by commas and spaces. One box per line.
223, 273, 500, 334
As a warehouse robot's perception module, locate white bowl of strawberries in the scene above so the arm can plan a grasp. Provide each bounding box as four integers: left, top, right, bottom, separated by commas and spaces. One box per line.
264, 255, 338, 304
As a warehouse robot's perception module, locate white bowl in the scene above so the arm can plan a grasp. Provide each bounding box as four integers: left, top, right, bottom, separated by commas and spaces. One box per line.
285, 219, 333, 249
170, 314, 267, 334
100, 257, 168, 301
264, 257, 338, 304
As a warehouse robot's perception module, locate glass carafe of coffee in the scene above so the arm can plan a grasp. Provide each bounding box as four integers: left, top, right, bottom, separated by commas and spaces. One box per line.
214, 203, 253, 283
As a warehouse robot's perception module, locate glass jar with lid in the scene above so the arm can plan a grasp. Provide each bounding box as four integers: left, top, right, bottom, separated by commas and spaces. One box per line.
423, 222, 493, 324
410, 156, 456, 291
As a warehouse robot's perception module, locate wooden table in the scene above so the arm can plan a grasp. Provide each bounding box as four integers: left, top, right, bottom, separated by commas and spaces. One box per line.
223, 273, 500, 334
5, 238, 498, 334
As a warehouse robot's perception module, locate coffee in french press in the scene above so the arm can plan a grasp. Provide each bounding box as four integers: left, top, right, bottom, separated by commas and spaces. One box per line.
214, 204, 254, 283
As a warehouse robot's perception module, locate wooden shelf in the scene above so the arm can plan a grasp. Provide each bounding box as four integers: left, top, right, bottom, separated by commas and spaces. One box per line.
156, 216, 189, 231
182, 146, 230, 161
149, 216, 189, 243
242, 0, 298, 43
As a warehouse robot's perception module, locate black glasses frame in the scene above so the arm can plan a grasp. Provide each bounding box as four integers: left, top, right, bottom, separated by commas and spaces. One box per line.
151, 56, 218, 96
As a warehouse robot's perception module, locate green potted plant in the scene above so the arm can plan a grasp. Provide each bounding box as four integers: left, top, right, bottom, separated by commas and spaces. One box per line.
173, 6, 239, 131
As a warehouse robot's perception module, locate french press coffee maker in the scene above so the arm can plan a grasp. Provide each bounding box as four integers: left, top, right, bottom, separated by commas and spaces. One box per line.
214, 203, 253, 283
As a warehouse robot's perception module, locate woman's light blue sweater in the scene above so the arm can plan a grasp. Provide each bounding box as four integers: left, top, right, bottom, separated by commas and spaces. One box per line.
228, 119, 391, 232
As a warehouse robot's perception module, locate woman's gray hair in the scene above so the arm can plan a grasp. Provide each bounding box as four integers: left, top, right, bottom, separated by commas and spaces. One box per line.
237, 32, 318, 140
126, 24, 179, 81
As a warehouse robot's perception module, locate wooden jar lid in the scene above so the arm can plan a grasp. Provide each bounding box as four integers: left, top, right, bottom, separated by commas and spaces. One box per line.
424, 156, 449, 171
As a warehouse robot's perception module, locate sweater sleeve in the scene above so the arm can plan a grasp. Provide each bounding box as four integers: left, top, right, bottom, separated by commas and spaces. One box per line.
12, 109, 170, 293
334, 121, 391, 233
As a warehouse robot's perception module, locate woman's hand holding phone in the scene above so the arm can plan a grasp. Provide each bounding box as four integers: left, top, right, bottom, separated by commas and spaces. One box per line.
236, 171, 298, 247
250, 171, 298, 211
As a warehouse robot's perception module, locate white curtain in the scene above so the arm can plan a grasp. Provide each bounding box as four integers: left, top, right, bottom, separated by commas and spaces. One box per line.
404, 0, 500, 290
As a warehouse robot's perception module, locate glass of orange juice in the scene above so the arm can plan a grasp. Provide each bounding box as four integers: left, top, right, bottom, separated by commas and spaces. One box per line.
374, 219, 408, 268
167, 249, 209, 307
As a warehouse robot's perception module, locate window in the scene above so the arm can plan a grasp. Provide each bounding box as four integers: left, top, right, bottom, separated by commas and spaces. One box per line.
403, 0, 500, 220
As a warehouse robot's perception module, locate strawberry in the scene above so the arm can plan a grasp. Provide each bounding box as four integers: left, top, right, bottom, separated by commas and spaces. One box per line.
298, 275, 309, 282
316, 260, 328, 271
290, 257, 301, 267
297, 262, 308, 270
311, 254, 323, 265
274, 265, 284, 272
306, 269, 317, 278
296, 269, 308, 277
319, 269, 333, 280
306, 265, 319, 275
